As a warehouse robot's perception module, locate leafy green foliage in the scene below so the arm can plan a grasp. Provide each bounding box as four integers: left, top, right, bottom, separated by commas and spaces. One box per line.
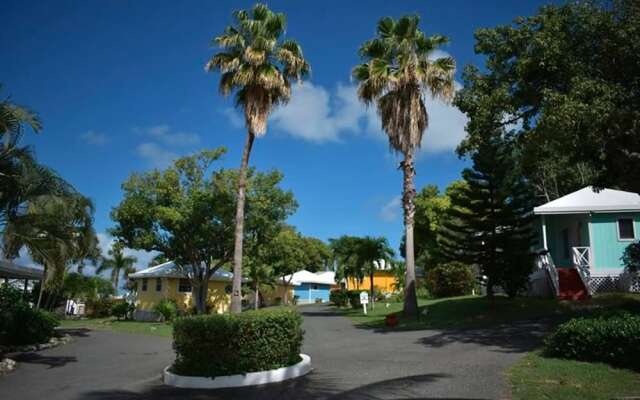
111, 302, 134, 321
86, 297, 116, 318
154, 299, 178, 322
545, 312, 640, 370
110, 148, 296, 313
329, 289, 349, 307
622, 242, 640, 273
455, 0, 640, 195
426, 262, 475, 298
439, 137, 535, 297
172, 308, 303, 377
0, 284, 59, 345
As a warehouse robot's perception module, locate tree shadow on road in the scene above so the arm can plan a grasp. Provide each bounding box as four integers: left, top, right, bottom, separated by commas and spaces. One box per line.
11, 353, 77, 368
416, 320, 550, 354
80, 371, 484, 400
57, 328, 91, 337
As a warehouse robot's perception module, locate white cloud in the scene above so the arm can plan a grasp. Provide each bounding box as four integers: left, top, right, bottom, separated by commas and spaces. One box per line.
379, 195, 402, 222
135, 124, 200, 146
268, 79, 467, 153
80, 130, 108, 146
222, 108, 244, 129
136, 142, 178, 169
270, 82, 362, 142
96, 232, 158, 273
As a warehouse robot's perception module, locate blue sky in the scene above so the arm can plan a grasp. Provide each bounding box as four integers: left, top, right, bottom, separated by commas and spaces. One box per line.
1, 0, 557, 267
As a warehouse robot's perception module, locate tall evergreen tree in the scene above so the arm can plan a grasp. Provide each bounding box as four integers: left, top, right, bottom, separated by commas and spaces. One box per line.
439, 136, 535, 297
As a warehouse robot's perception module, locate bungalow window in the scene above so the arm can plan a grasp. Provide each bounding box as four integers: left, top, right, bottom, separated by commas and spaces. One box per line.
141, 278, 148, 292
618, 218, 635, 240
178, 278, 192, 293
312, 284, 318, 290
155, 278, 162, 292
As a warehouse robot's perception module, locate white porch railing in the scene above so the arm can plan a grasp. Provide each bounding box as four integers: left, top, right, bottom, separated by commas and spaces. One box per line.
572, 246, 593, 296
536, 250, 559, 296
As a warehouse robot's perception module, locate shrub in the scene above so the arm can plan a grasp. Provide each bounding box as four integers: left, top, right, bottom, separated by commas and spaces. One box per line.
329, 289, 348, 307
544, 312, 640, 370
0, 284, 59, 346
155, 299, 178, 322
172, 308, 303, 377
86, 297, 114, 318
2, 304, 59, 345
622, 241, 640, 273
347, 290, 362, 309
426, 262, 475, 298
416, 285, 430, 299
112, 302, 134, 320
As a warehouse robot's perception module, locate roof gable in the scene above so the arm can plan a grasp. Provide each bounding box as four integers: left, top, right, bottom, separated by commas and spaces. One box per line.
534, 186, 640, 214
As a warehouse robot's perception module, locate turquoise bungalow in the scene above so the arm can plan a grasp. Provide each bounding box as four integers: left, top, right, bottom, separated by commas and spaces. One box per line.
533, 187, 640, 298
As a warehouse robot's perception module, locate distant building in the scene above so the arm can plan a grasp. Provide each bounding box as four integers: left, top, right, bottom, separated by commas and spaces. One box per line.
282, 270, 336, 304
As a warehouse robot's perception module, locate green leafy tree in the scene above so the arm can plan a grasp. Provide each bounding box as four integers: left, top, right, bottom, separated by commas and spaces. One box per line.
353, 15, 456, 317
439, 137, 535, 297
96, 242, 137, 292
455, 0, 640, 196
110, 148, 296, 313
206, 3, 310, 313
267, 228, 308, 305
3, 194, 98, 309
330, 236, 365, 289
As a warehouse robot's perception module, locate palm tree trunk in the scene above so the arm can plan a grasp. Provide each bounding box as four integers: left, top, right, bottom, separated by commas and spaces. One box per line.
36, 265, 47, 309
402, 151, 418, 318
369, 271, 374, 305
194, 281, 207, 314
114, 270, 120, 294
230, 131, 255, 313
254, 283, 259, 310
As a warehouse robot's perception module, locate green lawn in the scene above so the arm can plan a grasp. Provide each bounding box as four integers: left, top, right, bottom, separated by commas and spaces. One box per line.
509, 352, 640, 400
59, 318, 173, 338
335, 293, 640, 331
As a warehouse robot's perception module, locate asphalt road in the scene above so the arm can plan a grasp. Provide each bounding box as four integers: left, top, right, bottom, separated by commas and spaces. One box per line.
0, 305, 548, 400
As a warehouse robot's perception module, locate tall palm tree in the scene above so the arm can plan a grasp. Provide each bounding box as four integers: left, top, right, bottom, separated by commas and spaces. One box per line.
97, 242, 137, 292
206, 3, 310, 313
353, 15, 455, 317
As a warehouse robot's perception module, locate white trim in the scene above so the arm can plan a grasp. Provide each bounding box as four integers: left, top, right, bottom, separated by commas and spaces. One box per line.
163, 354, 312, 389
541, 215, 548, 249
616, 218, 636, 241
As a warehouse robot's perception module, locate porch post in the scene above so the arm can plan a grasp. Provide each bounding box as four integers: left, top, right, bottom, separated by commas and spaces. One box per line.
541, 215, 548, 250
587, 213, 595, 268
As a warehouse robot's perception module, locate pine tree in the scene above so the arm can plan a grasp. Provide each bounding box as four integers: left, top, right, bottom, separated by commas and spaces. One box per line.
439, 136, 535, 297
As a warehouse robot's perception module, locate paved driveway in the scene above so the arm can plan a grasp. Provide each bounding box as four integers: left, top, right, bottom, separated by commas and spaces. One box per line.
0, 305, 548, 400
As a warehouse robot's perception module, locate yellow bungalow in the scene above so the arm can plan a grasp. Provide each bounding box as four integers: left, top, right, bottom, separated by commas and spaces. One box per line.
129, 261, 290, 320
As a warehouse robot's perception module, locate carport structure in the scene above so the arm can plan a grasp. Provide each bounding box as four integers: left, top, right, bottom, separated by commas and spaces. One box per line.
0, 259, 43, 295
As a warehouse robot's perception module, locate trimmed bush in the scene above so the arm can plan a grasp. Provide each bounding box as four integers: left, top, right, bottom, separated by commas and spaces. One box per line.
347, 290, 362, 309
0, 285, 59, 346
172, 308, 303, 377
544, 312, 640, 370
112, 302, 134, 320
86, 297, 115, 318
154, 299, 178, 322
426, 262, 475, 298
329, 289, 348, 307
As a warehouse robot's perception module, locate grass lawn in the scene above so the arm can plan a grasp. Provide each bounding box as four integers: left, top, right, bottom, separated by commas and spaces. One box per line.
508, 351, 640, 400
335, 293, 640, 331
59, 318, 172, 338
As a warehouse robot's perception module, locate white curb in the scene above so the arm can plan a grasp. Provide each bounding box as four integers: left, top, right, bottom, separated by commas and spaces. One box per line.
163, 354, 312, 389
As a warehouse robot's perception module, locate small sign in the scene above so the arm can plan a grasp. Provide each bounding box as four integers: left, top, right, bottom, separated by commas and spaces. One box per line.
360, 291, 369, 304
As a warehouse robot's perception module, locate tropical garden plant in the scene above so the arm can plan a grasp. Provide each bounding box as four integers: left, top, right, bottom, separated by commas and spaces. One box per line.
206, 3, 310, 313
352, 16, 455, 316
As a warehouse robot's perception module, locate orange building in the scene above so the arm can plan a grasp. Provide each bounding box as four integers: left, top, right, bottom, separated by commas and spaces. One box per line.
344, 270, 398, 293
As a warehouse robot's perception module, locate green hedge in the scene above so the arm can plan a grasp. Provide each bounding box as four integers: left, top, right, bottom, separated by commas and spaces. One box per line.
0, 285, 59, 345
426, 262, 475, 298
172, 308, 303, 377
544, 312, 640, 370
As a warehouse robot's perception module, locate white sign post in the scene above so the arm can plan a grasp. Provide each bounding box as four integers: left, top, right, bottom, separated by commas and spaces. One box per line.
360, 291, 369, 315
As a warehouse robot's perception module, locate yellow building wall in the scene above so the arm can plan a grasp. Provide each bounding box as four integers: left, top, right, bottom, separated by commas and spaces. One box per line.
345, 271, 398, 293
135, 278, 231, 314
260, 284, 294, 306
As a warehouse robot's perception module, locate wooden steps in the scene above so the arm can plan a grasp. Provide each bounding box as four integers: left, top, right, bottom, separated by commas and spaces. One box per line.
557, 268, 589, 301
